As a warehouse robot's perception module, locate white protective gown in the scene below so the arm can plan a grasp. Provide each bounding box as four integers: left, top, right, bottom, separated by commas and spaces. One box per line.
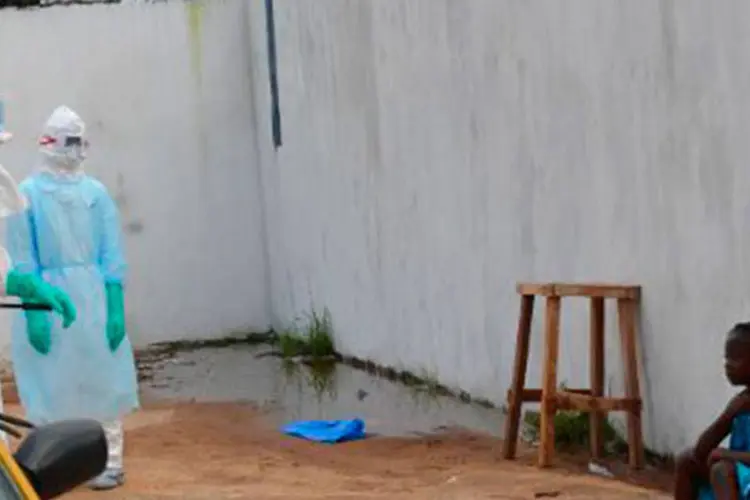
0, 130, 30, 443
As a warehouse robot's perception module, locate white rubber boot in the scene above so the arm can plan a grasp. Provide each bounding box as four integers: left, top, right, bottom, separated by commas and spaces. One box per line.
88, 420, 125, 490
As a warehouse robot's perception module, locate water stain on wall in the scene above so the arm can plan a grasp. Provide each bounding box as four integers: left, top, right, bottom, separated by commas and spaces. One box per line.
185, 0, 205, 88
113, 172, 145, 235
184, 0, 210, 174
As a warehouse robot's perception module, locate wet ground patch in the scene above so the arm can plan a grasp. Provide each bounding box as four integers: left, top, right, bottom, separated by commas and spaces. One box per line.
137, 343, 505, 438
134, 334, 671, 476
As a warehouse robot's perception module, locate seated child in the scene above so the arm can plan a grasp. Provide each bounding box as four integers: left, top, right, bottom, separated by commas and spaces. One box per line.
675, 322, 750, 500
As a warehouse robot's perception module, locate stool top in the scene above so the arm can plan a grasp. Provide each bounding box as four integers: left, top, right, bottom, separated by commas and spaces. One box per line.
516, 282, 640, 300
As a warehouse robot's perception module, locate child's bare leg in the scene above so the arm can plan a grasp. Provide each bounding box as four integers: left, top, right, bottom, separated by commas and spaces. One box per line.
710, 461, 739, 500
675, 448, 708, 500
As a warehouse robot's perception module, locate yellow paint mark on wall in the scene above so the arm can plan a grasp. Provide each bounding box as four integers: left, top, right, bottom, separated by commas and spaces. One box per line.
186, 0, 205, 88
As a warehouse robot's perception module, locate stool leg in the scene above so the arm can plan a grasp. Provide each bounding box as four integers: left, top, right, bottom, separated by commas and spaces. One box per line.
617, 298, 644, 469
539, 296, 561, 468
589, 297, 605, 459
502, 294, 535, 460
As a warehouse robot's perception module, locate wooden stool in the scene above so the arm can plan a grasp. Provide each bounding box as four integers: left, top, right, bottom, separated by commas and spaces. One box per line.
501, 283, 644, 469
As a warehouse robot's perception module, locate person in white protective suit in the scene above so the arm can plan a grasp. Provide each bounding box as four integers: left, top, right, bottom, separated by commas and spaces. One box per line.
0, 130, 78, 442
5, 106, 139, 490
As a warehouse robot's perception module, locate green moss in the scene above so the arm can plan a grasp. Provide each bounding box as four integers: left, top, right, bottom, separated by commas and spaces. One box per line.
139, 330, 275, 356
339, 355, 501, 410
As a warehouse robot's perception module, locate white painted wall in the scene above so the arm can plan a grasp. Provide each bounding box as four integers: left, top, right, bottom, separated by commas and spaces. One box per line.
245, 0, 750, 454
0, 0, 271, 357
1, 0, 746, 455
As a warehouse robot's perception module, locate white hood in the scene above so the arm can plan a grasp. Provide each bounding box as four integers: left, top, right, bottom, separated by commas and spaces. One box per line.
39, 105, 88, 172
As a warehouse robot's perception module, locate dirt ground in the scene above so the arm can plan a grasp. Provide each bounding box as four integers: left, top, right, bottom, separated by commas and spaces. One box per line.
4, 400, 670, 500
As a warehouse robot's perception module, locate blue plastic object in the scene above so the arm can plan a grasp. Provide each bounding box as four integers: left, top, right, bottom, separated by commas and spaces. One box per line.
281, 418, 366, 444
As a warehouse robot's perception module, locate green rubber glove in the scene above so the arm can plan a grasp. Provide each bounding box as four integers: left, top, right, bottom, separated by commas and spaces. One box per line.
24, 310, 51, 355
52, 287, 77, 329
105, 282, 126, 352
6, 270, 77, 328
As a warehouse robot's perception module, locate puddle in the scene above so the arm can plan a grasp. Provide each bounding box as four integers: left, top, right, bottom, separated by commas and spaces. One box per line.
139, 345, 504, 438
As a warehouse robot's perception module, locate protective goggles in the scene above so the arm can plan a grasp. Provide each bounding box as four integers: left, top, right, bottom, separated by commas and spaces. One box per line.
39, 135, 89, 148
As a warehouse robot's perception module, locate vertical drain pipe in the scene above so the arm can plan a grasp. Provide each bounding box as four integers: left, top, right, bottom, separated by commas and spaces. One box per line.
264, 0, 282, 149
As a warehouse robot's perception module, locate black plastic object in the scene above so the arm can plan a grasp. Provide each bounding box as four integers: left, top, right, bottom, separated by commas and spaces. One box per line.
0, 412, 34, 430
0, 412, 34, 439
0, 303, 52, 311
13, 419, 107, 499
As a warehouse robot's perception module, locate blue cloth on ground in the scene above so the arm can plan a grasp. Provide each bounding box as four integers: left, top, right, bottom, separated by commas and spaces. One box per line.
281, 418, 366, 444
698, 413, 750, 500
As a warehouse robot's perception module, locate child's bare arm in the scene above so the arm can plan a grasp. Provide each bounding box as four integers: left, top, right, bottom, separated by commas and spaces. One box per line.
710, 449, 750, 465
695, 413, 734, 463
694, 391, 750, 463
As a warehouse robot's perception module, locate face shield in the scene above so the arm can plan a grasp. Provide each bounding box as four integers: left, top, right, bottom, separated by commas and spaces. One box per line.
39, 106, 89, 171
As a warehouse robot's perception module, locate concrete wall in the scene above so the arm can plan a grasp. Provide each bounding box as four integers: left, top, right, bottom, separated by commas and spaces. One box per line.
245, 0, 750, 454
0, 0, 271, 355
2, 0, 746, 455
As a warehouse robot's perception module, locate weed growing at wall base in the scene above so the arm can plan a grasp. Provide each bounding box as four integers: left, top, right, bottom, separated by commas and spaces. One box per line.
275, 307, 335, 360
522, 409, 622, 451
521, 407, 673, 467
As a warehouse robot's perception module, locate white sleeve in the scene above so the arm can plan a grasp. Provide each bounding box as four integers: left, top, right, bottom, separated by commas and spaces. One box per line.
0, 247, 11, 296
